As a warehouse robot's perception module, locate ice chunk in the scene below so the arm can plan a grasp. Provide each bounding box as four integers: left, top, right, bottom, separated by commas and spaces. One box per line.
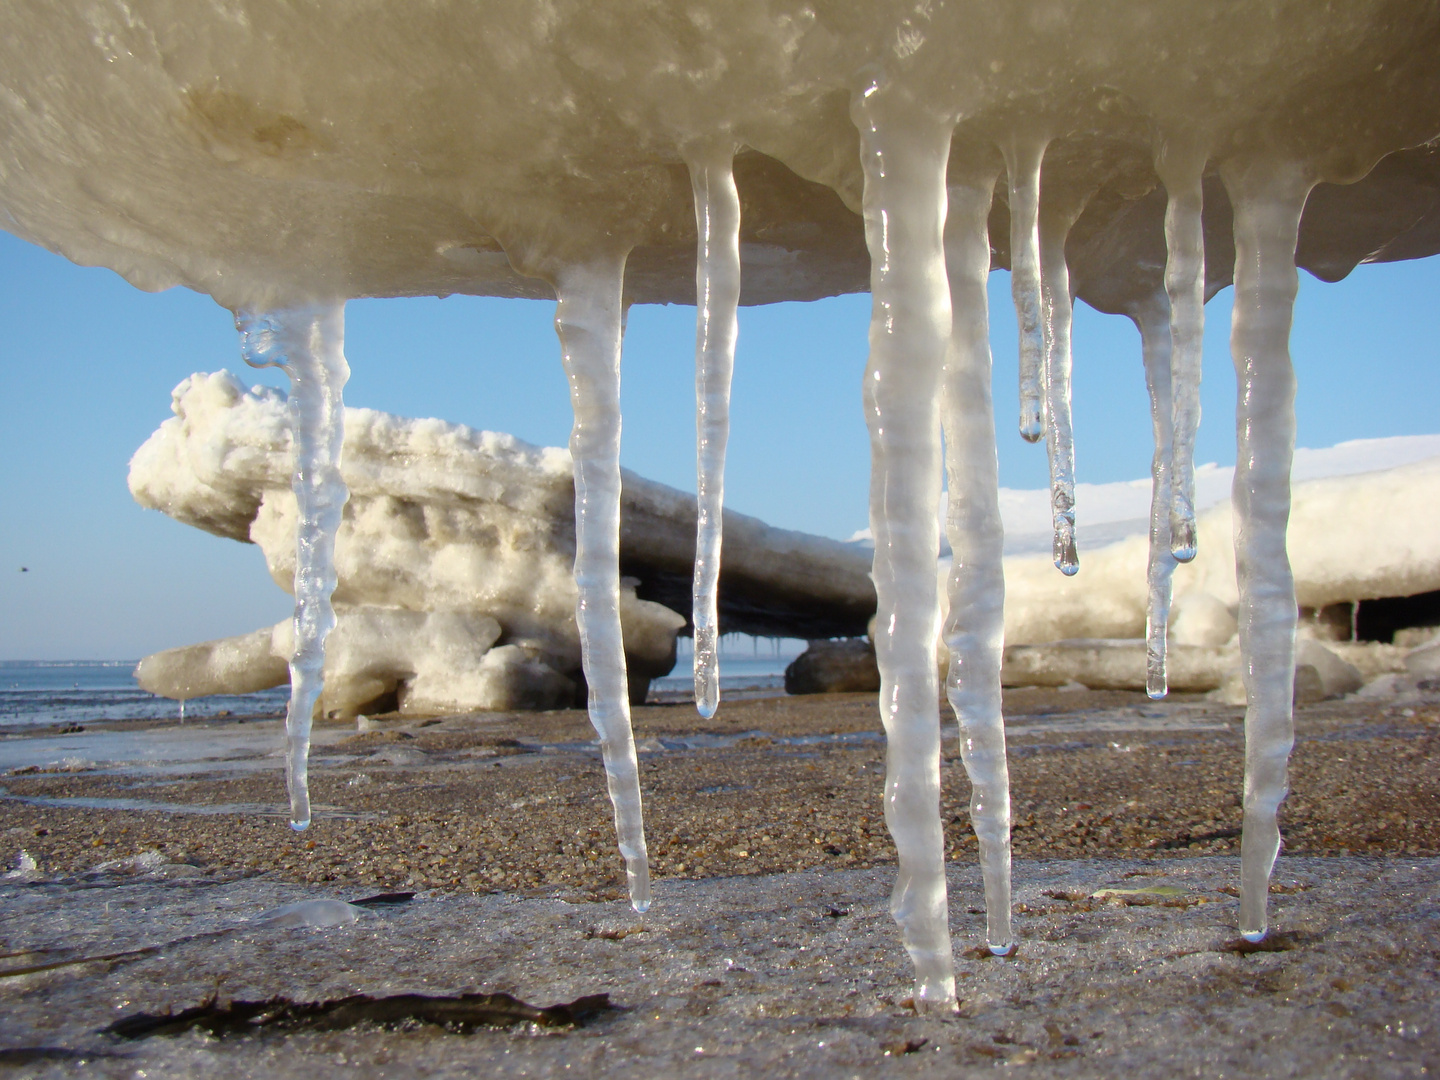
256, 899, 365, 929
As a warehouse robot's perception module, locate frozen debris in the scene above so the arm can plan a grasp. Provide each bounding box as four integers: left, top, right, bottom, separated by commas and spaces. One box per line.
254, 899, 367, 929
4, 850, 38, 879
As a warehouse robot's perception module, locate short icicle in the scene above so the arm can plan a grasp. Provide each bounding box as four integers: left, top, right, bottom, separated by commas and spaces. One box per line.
1037, 190, 1091, 576
1157, 139, 1208, 563
852, 83, 957, 1011
682, 139, 742, 720
1133, 290, 1178, 699
1221, 158, 1315, 942
942, 163, 1014, 956
237, 303, 350, 831
1000, 133, 1049, 443
553, 252, 652, 913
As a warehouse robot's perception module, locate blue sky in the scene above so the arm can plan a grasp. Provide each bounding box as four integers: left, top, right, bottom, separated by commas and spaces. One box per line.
1, 227, 1437, 659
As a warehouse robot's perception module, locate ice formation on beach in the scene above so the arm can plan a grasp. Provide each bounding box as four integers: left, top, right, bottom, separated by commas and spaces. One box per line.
685, 142, 743, 720
8, 0, 1440, 1005
236, 304, 350, 832
129, 371, 873, 717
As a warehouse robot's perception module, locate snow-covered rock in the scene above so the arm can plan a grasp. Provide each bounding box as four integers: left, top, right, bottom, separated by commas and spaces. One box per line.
129, 372, 874, 714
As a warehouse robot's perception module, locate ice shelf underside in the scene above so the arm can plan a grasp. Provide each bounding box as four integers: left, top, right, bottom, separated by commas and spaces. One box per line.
1, 3, 1439, 309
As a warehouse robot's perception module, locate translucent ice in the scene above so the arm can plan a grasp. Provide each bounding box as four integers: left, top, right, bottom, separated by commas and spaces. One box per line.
1038, 185, 1093, 576
1222, 159, 1315, 941
238, 303, 350, 832
1157, 139, 1209, 564
684, 140, 742, 719
553, 255, 652, 915
853, 81, 956, 1010
1002, 134, 1049, 445
942, 163, 1014, 956
1134, 291, 1178, 698
256, 899, 364, 928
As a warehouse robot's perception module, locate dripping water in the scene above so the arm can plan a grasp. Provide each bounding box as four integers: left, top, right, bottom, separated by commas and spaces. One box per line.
853, 83, 958, 1011
238, 302, 350, 832
1157, 140, 1208, 563
942, 163, 1015, 956
1221, 159, 1314, 942
553, 253, 652, 914
1000, 134, 1049, 444
683, 139, 742, 720
1134, 291, 1178, 699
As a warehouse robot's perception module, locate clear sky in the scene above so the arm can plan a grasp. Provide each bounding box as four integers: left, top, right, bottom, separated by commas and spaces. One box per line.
1, 227, 1437, 660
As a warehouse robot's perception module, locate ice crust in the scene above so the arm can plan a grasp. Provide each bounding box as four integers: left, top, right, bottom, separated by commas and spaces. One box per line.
129, 371, 872, 714
999, 455, 1440, 649
9, 0, 1440, 1005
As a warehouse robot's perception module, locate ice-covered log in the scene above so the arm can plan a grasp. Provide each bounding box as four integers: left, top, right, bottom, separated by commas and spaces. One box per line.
128, 371, 874, 711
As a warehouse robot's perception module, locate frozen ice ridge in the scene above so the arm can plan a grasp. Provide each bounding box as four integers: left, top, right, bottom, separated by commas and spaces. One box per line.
128, 371, 875, 716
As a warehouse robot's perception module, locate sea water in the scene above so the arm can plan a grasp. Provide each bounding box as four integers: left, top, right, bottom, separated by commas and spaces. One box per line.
0, 661, 288, 730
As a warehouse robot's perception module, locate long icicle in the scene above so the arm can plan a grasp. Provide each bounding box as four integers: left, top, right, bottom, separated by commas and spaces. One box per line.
1037, 190, 1091, 576
1133, 290, 1178, 699
1000, 133, 1049, 443
554, 252, 651, 913
683, 139, 742, 720
1221, 158, 1314, 942
852, 83, 957, 1012
237, 302, 350, 832
1157, 139, 1208, 563
942, 163, 1014, 956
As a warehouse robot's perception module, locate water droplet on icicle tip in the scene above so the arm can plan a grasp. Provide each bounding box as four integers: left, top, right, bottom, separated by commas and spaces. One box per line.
1241, 929, 1266, 944
290, 817, 311, 833
683, 139, 741, 721
1053, 518, 1078, 575
554, 252, 652, 915
1170, 518, 1198, 564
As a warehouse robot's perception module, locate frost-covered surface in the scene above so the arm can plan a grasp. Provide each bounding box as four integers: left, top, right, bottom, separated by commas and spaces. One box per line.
128, 372, 873, 713
1, 857, 1437, 1078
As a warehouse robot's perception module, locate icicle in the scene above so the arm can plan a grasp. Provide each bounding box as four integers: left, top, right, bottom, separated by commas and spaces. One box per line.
1000, 133, 1049, 443
1221, 159, 1314, 943
1133, 290, 1178, 699
682, 139, 742, 720
941, 162, 1014, 956
553, 253, 651, 914
1037, 191, 1090, 576
1157, 139, 1208, 563
852, 83, 957, 1012
237, 302, 350, 832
